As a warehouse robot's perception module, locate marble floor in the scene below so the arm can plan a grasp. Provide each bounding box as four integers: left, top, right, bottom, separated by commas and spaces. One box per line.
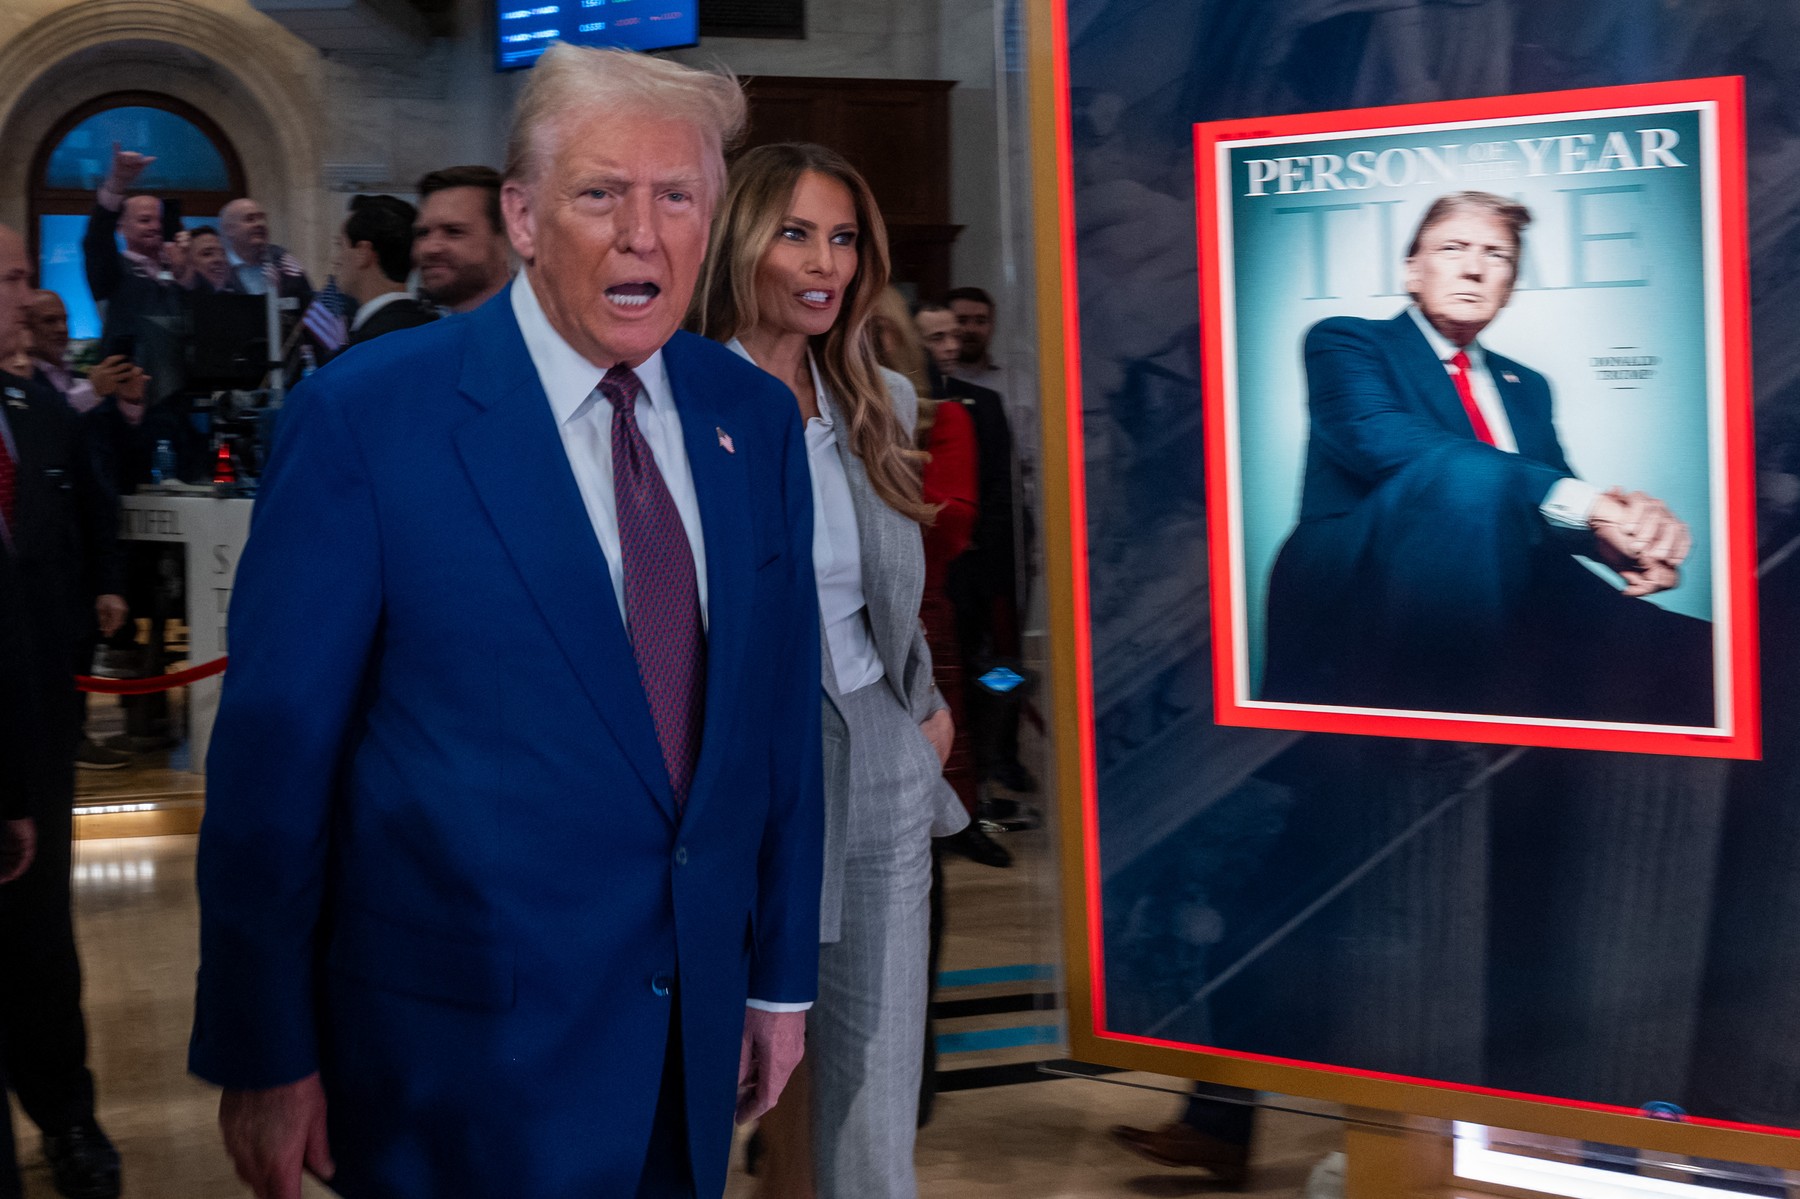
9, 799, 1345, 1198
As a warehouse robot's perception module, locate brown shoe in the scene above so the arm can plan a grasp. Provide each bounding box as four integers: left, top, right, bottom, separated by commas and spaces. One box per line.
1109, 1122, 1251, 1187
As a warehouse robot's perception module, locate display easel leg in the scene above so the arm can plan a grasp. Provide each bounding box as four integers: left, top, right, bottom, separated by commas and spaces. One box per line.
1343, 1110, 1453, 1199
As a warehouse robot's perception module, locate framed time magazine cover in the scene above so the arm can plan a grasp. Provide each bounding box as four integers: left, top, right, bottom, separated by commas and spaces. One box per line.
1197, 78, 1759, 759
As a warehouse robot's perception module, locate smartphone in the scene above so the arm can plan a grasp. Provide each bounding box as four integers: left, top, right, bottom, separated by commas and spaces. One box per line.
161, 198, 184, 242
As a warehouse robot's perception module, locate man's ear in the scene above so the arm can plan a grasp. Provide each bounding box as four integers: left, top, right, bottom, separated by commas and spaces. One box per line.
1401, 255, 1422, 301
501, 179, 536, 263
352, 241, 378, 276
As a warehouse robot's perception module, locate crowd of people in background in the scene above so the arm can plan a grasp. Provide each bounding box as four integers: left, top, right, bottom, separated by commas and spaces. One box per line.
0, 42, 1045, 1199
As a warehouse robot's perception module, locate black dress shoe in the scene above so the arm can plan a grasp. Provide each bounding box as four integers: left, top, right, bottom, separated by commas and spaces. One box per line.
976, 795, 1042, 832
943, 823, 1013, 868
43, 1121, 121, 1199
1110, 1122, 1250, 1188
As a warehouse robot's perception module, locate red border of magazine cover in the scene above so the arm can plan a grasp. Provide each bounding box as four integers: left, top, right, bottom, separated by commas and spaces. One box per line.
1191, 78, 1758, 760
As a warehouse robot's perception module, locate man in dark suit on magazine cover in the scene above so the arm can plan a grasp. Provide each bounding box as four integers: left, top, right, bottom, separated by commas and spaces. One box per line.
1262, 190, 1712, 726
190, 45, 822, 1199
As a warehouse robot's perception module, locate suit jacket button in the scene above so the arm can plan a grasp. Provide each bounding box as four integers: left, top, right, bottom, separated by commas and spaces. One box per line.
674, 846, 689, 867
651, 972, 673, 997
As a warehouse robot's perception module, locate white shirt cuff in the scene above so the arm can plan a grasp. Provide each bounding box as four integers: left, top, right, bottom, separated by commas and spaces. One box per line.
746, 999, 813, 1013
1541, 477, 1600, 530
97, 184, 124, 212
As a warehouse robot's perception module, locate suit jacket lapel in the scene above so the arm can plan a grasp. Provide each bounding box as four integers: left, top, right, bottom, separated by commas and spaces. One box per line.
450, 290, 675, 820
1390, 312, 1479, 440
662, 333, 753, 824
833, 414, 913, 710
1485, 354, 1550, 462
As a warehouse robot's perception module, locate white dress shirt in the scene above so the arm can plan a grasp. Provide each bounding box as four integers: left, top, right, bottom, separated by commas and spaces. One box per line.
725, 339, 885, 695
1408, 307, 1597, 529
349, 290, 412, 333
514, 282, 806, 1014
226, 246, 268, 296
513, 274, 709, 630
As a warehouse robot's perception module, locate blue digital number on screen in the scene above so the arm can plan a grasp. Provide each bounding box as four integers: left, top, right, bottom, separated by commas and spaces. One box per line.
496, 0, 698, 71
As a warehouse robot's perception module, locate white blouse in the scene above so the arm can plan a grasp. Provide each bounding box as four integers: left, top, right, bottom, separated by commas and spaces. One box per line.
728, 340, 886, 695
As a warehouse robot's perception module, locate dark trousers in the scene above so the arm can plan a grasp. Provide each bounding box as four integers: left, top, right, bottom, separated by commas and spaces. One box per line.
1181, 1083, 1256, 1146
1266, 449, 1715, 725
0, 645, 95, 1135
948, 556, 1025, 782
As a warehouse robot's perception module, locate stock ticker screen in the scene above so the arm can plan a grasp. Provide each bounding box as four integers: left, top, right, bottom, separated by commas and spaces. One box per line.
495, 0, 698, 70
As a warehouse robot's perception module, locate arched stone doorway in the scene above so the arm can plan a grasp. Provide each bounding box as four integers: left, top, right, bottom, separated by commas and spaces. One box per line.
0, 1, 324, 280
29, 90, 249, 339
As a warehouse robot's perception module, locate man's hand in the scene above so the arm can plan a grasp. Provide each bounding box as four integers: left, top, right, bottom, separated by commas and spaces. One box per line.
87, 355, 133, 399
219, 1073, 334, 1199
96, 595, 129, 638
1589, 488, 1691, 597
166, 230, 193, 284
0, 818, 35, 885
920, 708, 953, 767
107, 143, 156, 194
737, 1008, 805, 1125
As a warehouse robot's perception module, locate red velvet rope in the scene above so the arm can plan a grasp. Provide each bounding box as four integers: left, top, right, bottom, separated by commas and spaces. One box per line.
76, 657, 228, 695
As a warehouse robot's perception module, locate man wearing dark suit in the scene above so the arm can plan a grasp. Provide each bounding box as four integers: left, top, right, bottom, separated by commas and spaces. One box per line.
219, 198, 315, 308
191, 44, 822, 1199
1, 493, 44, 1199
1262, 190, 1711, 726
0, 225, 125, 1199
82, 148, 186, 406
917, 305, 1031, 800
331, 195, 437, 349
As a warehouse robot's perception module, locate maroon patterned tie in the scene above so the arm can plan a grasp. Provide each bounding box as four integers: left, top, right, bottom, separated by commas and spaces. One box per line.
603, 364, 705, 809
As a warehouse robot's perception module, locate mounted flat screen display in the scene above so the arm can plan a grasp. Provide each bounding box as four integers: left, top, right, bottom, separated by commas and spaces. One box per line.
495, 1, 697, 70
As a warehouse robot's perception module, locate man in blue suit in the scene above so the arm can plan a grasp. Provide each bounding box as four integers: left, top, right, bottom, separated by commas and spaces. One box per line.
190, 44, 823, 1199
1263, 190, 1712, 726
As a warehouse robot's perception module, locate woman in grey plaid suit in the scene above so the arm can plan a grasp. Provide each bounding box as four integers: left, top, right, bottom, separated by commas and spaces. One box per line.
698, 142, 969, 1199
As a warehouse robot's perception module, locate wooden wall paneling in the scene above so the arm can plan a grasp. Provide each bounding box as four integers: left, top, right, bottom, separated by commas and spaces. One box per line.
739, 75, 962, 298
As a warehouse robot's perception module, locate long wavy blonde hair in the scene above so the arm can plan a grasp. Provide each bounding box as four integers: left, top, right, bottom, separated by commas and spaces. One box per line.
693, 143, 931, 523
869, 285, 941, 447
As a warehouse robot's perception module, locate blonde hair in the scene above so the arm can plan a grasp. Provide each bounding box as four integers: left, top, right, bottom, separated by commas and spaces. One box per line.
871, 286, 932, 400
694, 143, 931, 523
502, 43, 746, 201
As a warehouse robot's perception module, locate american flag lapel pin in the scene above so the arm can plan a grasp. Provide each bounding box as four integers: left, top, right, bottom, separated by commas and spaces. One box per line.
716, 426, 735, 454
1503, 372, 1519, 384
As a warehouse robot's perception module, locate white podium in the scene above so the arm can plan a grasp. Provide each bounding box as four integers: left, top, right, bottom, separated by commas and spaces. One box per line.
118, 488, 254, 774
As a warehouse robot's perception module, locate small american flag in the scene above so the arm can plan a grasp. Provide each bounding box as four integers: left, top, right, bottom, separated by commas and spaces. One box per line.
716, 426, 734, 454
301, 276, 351, 353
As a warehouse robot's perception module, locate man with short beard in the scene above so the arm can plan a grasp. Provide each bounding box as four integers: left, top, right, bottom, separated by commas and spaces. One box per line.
413, 165, 514, 314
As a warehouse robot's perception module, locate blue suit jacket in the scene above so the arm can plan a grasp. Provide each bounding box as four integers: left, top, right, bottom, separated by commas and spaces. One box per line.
190, 285, 824, 1197
1288, 311, 1571, 526
1263, 311, 1575, 708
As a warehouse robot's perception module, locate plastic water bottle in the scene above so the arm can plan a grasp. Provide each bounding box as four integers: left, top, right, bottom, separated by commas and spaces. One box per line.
150, 439, 175, 486
299, 345, 318, 379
